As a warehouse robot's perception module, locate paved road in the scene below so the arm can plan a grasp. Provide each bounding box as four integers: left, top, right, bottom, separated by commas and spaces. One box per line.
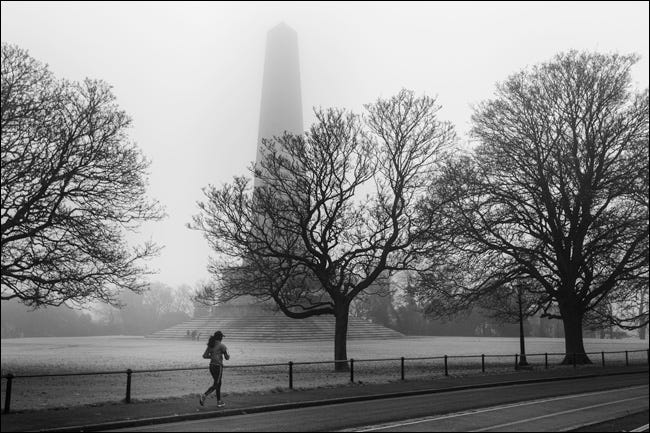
112, 373, 649, 432
574, 411, 649, 432
347, 385, 648, 432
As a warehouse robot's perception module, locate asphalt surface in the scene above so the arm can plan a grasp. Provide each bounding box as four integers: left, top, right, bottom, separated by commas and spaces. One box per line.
1, 365, 648, 432
572, 410, 649, 432
347, 384, 648, 432
109, 373, 649, 432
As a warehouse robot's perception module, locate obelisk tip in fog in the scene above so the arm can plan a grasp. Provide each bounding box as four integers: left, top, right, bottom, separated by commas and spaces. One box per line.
254, 22, 304, 188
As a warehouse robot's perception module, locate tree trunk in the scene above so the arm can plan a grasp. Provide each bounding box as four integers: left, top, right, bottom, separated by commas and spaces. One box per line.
639, 290, 647, 340
560, 307, 591, 364
334, 303, 350, 372
518, 291, 528, 366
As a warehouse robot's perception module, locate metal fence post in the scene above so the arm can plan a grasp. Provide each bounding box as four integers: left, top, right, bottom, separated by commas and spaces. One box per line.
125, 369, 132, 403
515, 354, 519, 370
544, 353, 548, 369
4, 374, 13, 414
401, 357, 405, 381
601, 351, 605, 367
288, 362, 293, 390
625, 351, 629, 367
444, 355, 448, 376
573, 353, 577, 369
481, 354, 485, 373
350, 359, 354, 383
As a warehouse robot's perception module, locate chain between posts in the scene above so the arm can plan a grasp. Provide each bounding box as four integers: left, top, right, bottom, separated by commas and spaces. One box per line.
3, 348, 648, 412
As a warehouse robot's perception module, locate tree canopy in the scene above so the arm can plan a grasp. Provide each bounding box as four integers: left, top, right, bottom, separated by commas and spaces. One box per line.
1, 43, 164, 308
191, 90, 455, 367
416, 51, 649, 363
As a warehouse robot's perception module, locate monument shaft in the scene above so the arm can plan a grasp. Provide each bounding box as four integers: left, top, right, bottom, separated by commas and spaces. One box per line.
254, 23, 304, 189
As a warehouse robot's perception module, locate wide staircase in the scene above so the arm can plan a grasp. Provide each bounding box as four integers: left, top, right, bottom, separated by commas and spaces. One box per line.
147, 303, 404, 341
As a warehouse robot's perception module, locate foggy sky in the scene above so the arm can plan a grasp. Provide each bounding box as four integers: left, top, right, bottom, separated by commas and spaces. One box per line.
1, 1, 648, 288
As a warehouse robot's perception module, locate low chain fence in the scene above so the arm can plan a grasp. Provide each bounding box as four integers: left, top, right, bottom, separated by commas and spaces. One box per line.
2, 348, 648, 413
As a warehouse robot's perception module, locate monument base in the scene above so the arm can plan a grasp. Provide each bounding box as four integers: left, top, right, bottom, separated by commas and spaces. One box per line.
147, 302, 404, 341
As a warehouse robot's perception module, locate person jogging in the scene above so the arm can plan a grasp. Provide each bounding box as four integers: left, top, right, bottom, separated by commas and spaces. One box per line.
200, 330, 230, 407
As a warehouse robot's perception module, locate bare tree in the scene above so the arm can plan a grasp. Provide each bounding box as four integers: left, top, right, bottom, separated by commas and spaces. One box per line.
480, 280, 545, 366
638, 286, 649, 340
414, 257, 546, 365
1, 43, 164, 308
418, 52, 648, 364
191, 90, 454, 369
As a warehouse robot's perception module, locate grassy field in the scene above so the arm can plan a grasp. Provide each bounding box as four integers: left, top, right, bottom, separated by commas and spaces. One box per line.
1, 335, 648, 411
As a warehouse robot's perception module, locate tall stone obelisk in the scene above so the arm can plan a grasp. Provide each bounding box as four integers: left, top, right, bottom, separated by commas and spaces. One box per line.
149, 23, 403, 340
254, 22, 304, 189
229, 22, 305, 308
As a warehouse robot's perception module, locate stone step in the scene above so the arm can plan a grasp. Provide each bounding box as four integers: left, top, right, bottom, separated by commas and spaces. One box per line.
147, 305, 404, 341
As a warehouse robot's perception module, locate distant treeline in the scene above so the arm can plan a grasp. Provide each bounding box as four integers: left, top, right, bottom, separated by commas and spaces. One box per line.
1, 282, 193, 338
352, 292, 633, 339
1, 285, 635, 339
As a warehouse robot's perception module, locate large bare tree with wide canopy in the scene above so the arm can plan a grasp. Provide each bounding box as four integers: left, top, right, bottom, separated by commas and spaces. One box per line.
191, 90, 454, 369
417, 51, 648, 364
1, 44, 163, 308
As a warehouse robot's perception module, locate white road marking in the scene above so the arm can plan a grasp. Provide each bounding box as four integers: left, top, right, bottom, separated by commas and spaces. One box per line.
630, 424, 650, 432
471, 395, 647, 432
350, 385, 649, 432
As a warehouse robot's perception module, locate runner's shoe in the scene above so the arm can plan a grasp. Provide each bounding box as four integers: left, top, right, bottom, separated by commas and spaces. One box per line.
199, 394, 206, 406
217, 400, 225, 408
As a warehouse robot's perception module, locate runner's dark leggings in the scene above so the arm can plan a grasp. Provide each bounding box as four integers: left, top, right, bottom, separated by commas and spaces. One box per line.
204, 363, 223, 400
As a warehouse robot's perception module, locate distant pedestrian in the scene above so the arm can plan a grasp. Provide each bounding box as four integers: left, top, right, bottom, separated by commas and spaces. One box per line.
200, 330, 230, 407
